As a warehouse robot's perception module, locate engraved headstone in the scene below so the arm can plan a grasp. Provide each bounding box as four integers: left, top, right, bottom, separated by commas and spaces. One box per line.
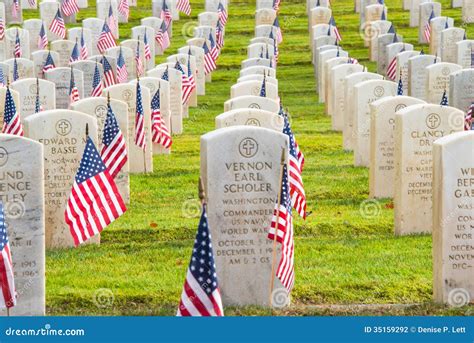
429, 17, 454, 57
408, 53, 440, 100
50, 40, 76, 67
440, 27, 466, 64
11, 78, 55, 118
418, 2, 441, 44
426, 62, 462, 105
216, 109, 284, 131
4, 58, 34, 80
45, 68, 84, 109
22, 19, 42, 55
31, 50, 59, 79
462, 0, 474, 23
455, 40, 474, 69
224, 95, 279, 114
449, 69, 474, 113
71, 60, 103, 99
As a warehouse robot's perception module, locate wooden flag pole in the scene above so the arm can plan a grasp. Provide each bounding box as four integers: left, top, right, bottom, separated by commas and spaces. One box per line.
198, 176, 206, 206
268, 147, 286, 307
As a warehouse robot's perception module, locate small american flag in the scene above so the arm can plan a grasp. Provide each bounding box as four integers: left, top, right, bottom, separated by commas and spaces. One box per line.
381, 9, 386, 20
34, 83, 43, 113
203, 42, 217, 74
0, 203, 16, 309
69, 40, 80, 64
260, 75, 266, 97
209, 32, 219, 60
177, 205, 224, 316
387, 46, 402, 81
118, 0, 129, 19
329, 16, 341, 42
176, 0, 191, 16
273, 17, 283, 44
2, 87, 24, 136
107, 4, 117, 38
61, 0, 79, 17
267, 161, 295, 292
175, 60, 194, 105
12, 58, 19, 82
187, 49, 196, 92
440, 89, 448, 106
151, 89, 172, 149
217, 2, 227, 26
445, 18, 449, 30
160, 0, 172, 27
388, 24, 395, 34
0, 67, 5, 87
465, 103, 474, 130
38, 22, 48, 50
65, 135, 126, 246
91, 63, 103, 97
69, 68, 80, 106
135, 40, 144, 77
156, 22, 170, 51
97, 21, 116, 54
102, 55, 116, 88
0, 18, 5, 40
424, 9, 434, 43
80, 30, 88, 60
14, 31, 21, 58
28, 0, 36, 7
143, 32, 152, 61
272, 0, 280, 11
162, 66, 169, 81
269, 31, 279, 64
101, 100, 128, 178
116, 47, 128, 83
216, 20, 224, 49
12, 0, 19, 19
43, 51, 56, 74
134, 81, 146, 149
49, 10, 66, 39
397, 72, 403, 96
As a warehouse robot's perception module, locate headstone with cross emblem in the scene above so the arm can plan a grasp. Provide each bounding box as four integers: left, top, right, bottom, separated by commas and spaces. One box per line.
432, 131, 474, 306
426, 62, 462, 105
23, 110, 100, 248
104, 83, 153, 173
201, 126, 288, 307
353, 79, 397, 167
45, 67, 84, 109
224, 95, 280, 114
394, 104, 464, 235
308, 7, 332, 33
369, 96, 426, 199
70, 97, 130, 203
449, 69, 474, 113
215, 108, 284, 131
11, 78, 56, 118
0, 135, 45, 316
440, 27, 466, 64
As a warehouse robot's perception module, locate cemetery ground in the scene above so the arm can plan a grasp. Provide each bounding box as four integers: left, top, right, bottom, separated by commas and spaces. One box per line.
24, 0, 472, 315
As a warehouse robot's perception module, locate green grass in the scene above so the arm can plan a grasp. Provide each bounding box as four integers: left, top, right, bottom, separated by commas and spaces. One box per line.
21, 0, 474, 316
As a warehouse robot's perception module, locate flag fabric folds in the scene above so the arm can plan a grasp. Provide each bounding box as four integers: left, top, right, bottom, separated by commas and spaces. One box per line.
0, 203, 16, 309
2, 87, 24, 136
151, 89, 172, 149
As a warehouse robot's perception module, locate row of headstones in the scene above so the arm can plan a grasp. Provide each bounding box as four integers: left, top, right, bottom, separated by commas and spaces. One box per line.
309, 1, 474, 305
201, 12, 289, 308
0, 0, 230, 317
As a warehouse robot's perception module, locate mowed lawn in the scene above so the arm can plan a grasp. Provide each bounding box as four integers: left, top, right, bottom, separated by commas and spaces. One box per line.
20, 0, 473, 315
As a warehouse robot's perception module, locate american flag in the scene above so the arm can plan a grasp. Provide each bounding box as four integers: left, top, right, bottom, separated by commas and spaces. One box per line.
143, 32, 152, 61
209, 32, 219, 60
175, 60, 194, 105
116, 47, 128, 83
12, 0, 19, 19
151, 89, 172, 149
65, 135, 126, 246
2, 87, 24, 136
43, 51, 56, 73
259, 47, 264, 59
445, 18, 449, 30
108, 4, 117, 38
177, 205, 224, 316
80, 29, 88, 60
269, 31, 279, 63
260, 75, 266, 97
381, 9, 386, 20
0, 67, 5, 87
162, 66, 169, 81
101, 100, 128, 178
134, 81, 146, 149
38, 22, 48, 50
0, 18, 5, 40
440, 89, 448, 106
424, 9, 435, 43
118, 0, 129, 19
69, 40, 80, 64
273, 17, 283, 44
34, 81, 43, 113
160, 0, 172, 27
387, 45, 403, 81
203, 42, 217, 74
388, 24, 395, 34
0, 203, 16, 310
272, 0, 280, 11
49, 10, 66, 39
267, 161, 295, 292
465, 103, 474, 130
12, 58, 19, 82
135, 40, 144, 77
156, 21, 170, 51
176, 0, 191, 16
397, 71, 403, 96
28, 0, 35, 7
216, 20, 224, 49
97, 21, 116, 54
69, 68, 80, 106
14, 31, 21, 58
61, 0, 79, 17
217, 2, 227, 26
102, 55, 116, 88
329, 16, 341, 42
91, 63, 103, 97
185, 56, 197, 101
